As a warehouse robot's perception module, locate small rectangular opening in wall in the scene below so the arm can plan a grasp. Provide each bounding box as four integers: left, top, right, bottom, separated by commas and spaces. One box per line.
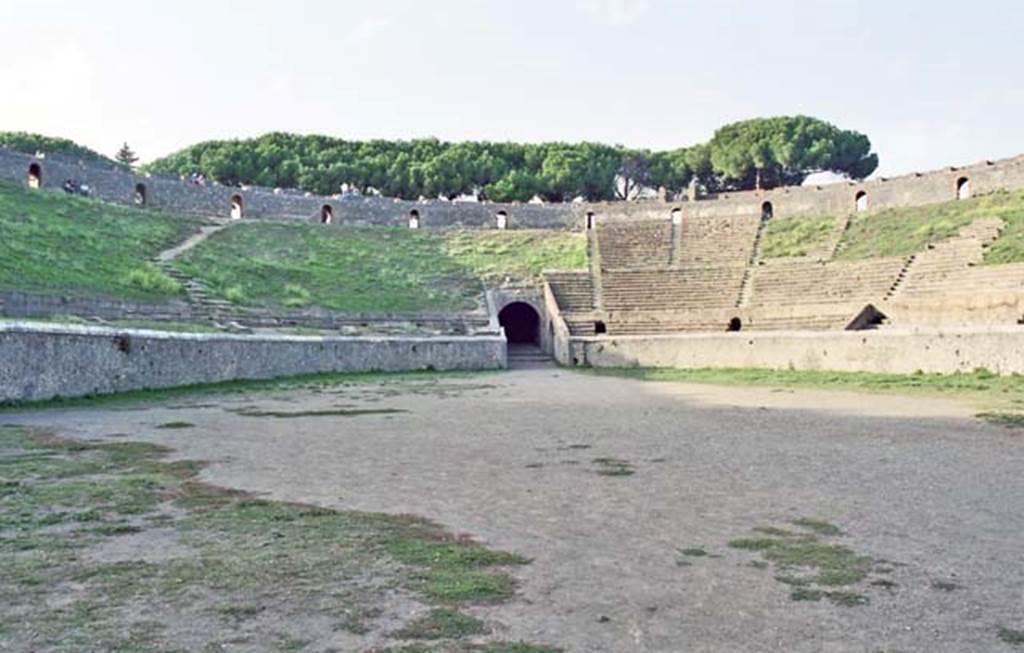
594, 321, 607, 335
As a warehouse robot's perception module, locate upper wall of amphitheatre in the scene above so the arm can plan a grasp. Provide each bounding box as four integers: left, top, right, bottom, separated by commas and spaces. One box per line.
3, 145, 1024, 229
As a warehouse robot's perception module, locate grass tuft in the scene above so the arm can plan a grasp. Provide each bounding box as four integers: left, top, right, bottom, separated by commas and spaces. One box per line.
999, 627, 1024, 645
393, 608, 485, 640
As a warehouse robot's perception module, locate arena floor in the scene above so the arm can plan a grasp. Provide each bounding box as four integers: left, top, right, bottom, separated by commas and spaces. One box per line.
8, 368, 1024, 652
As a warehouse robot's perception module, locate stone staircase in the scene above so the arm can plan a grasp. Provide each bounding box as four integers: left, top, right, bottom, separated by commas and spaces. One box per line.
546, 271, 594, 312
153, 220, 239, 324
891, 217, 1011, 299
507, 344, 553, 368
736, 214, 770, 308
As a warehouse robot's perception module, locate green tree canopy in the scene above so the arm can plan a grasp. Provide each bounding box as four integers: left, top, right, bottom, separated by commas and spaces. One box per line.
115, 142, 139, 167
132, 117, 877, 201
707, 116, 878, 190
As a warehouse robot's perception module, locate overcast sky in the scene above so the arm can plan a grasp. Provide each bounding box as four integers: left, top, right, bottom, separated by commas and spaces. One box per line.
1, 0, 1021, 175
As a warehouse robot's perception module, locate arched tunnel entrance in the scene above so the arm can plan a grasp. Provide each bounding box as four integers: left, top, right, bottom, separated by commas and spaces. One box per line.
499, 302, 539, 344
498, 301, 548, 367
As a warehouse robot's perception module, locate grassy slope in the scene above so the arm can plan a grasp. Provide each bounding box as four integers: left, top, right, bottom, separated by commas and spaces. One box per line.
176, 224, 586, 312
835, 190, 1024, 262
582, 367, 1024, 413
759, 215, 839, 259
0, 181, 199, 301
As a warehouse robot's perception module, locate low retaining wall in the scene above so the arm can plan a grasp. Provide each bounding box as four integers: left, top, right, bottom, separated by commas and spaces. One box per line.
0, 323, 506, 403
0, 291, 197, 323
574, 327, 1024, 375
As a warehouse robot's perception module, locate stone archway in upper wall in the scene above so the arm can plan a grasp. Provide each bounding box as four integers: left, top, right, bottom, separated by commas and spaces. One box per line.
230, 194, 244, 220
320, 204, 334, 224
27, 163, 42, 189
855, 190, 868, 213
957, 177, 971, 200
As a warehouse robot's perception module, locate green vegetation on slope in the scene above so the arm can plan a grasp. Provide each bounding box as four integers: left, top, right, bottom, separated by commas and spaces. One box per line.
0, 131, 119, 166
834, 190, 1024, 262
442, 230, 587, 285
175, 223, 586, 312
759, 215, 840, 259
0, 181, 200, 301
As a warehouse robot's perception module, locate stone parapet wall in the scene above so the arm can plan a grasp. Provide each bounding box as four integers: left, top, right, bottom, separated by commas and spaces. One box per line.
574, 327, 1024, 375
0, 291, 197, 322
0, 290, 493, 334
5, 145, 1024, 227
0, 148, 575, 228
0, 323, 506, 403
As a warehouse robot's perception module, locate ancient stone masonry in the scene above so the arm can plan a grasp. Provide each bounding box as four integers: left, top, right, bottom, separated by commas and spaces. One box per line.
0, 147, 574, 228
4, 145, 1024, 228
0, 323, 505, 402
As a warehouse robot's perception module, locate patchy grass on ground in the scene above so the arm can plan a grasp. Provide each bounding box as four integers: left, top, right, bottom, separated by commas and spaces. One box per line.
175, 223, 585, 312
0, 425, 555, 651
0, 181, 201, 301
759, 215, 840, 259
726, 519, 883, 607
581, 367, 1024, 413
834, 189, 1024, 262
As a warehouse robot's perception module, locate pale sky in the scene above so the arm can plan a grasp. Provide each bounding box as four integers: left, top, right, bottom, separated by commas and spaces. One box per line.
2, 0, 1022, 175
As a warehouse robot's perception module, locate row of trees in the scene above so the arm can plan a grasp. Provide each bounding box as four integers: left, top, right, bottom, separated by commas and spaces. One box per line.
146, 116, 878, 201
2, 117, 880, 202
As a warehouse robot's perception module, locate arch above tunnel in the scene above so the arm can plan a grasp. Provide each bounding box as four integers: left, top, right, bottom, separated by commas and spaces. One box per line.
498, 301, 540, 345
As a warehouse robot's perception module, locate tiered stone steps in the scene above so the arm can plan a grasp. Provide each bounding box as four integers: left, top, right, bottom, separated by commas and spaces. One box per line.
602, 267, 746, 312
678, 214, 760, 266
748, 259, 906, 307
895, 218, 1014, 298
545, 271, 594, 312
596, 220, 672, 270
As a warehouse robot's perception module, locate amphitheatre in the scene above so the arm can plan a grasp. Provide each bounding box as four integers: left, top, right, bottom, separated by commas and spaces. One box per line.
2, 133, 1024, 652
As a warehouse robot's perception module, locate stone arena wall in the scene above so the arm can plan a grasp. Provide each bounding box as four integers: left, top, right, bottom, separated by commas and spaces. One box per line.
573, 327, 1024, 375
4, 145, 1024, 227
0, 148, 576, 228
0, 323, 506, 403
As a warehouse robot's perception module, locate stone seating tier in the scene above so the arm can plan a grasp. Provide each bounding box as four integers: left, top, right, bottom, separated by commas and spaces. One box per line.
545, 271, 594, 312
601, 268, 746, 311
597, 220, 673, 270
748, 259, 906, 306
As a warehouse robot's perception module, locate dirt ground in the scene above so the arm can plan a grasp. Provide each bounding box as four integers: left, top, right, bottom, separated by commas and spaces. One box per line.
6, 368, 1024, 652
